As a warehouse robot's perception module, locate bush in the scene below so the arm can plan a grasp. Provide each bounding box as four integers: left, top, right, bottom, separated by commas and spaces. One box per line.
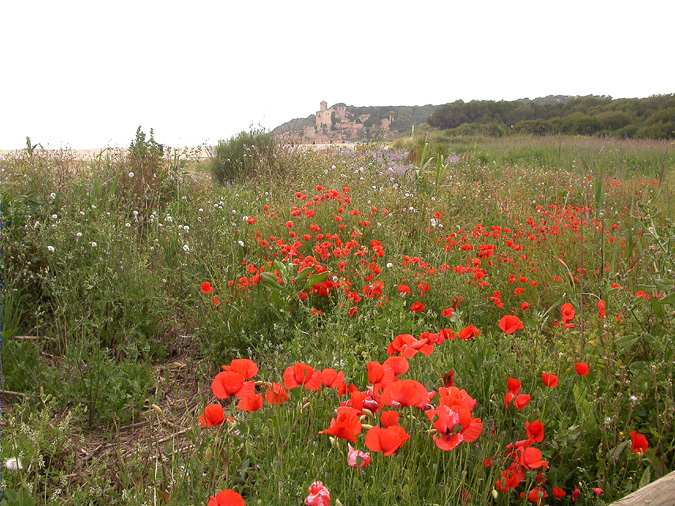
210, 129, 279, 184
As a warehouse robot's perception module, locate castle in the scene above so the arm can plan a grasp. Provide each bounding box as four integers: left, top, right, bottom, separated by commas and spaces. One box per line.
280, 101, 395, 143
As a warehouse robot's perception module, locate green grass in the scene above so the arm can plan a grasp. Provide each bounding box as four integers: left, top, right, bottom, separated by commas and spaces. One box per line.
0, 135, 673, 505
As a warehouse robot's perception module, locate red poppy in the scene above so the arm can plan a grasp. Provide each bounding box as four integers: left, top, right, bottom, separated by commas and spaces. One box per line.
498, 315, 524, 334
552, 487, 566, 500
199, 403, 225, 428
207, 489, 245, 506
597, 299, 606, 318
525, 420, 544, 443
386, 334, 433, 358
527, 487, 547, 504
382, 356, 409, 376
365, 425, 410, 456
575, 362, 589, 377
458, 325, 480, 341
283, 363, 321, 391
320, 368, 346, 394
225, 359, 258, 379
264, 383, 289, 405
514, 393, 531, 410
397, 284, 411, 296
379, 410, 399, 428
211, 371, 246, 400
200, 281, 214, 295
507, 377, 521, 393
560, 303, 575, 323
541, 372, 559, 388
629, 430, 649, 454
381, 380, 429, 408
410, 301, 425, 313
518, 446, 548, 470
320, 406, 362, 442
441, 307, 455, 318
237, 393, 263, 412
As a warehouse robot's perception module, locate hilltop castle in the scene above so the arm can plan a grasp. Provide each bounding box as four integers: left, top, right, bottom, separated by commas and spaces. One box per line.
279, 101, 395, 143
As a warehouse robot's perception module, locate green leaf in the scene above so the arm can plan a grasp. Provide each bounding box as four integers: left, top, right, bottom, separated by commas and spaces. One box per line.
609, 440, 629, 463
638, 466, 652, 488
305, 271, 329, 289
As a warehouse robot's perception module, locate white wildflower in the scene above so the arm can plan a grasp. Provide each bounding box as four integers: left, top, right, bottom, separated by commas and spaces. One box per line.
4, 457, 22, 471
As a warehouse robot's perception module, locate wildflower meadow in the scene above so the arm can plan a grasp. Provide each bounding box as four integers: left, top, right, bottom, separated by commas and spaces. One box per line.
0, 133, 673, 505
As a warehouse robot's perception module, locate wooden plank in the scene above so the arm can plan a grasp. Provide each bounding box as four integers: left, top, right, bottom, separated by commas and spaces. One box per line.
611, 471, 675, 505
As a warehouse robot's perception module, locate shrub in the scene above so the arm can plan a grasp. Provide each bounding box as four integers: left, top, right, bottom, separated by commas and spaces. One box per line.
210, 129, 279, 184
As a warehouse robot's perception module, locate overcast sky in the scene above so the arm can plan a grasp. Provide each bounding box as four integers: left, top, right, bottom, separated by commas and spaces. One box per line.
1, 0, 673, 149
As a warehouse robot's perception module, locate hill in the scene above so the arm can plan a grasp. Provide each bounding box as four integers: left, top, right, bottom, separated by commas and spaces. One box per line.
273, 95, 675, 142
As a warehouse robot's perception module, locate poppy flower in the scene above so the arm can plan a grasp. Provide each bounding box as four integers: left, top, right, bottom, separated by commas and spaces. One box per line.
597, 299, 606, 318
458, 325, 480, 341
200, 281, 214, 295
629, 430, 649, 454
264, 383, 289, 405
575, 362, 589, 377
237, 393, 263, 412
365, 425, 410, 456
304, 481, 330, 506
431, 410, 483, 451
379, 410, 399, 428
518, 446, 548, 470
514, 393, 531, 410
410, 301, 425, 313
367, 361, 390, 385
560, 303, 575, 323
552, 487, 566, 499
397, 284, 411, 296
507, 377, 522, 393
527, 487, 547, 504
347, 444, 371, 469
381, 380, 429, 408
498, 315, 524, 335
525, 420, 545, 443
541, 372, 559, 388
592, 487, 603, 497
211, 371, 246, 400
199, 403, 225, 428
320, 368, 346, 394
283, 363, 322, 391
319, 407, 362, 443
386, 334, 433, 358
441, 307, 455, 318
225, 359, 258, 379
207, 489, 245, 506
382, 356, 409, 376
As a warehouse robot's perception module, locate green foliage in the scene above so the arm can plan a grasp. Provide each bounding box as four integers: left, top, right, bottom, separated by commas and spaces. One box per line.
429, 94, 675, 139
210, 129, 279, 184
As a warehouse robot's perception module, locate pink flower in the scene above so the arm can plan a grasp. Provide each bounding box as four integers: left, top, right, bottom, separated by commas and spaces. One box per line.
305, 481, 330, 506
347, 444, 371, 469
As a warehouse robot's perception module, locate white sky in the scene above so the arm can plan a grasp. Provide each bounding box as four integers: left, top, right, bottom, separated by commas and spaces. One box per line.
1, 0, 673, 149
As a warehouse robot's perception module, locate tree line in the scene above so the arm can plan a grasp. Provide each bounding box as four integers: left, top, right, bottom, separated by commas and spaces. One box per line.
427, 95, 675, 139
